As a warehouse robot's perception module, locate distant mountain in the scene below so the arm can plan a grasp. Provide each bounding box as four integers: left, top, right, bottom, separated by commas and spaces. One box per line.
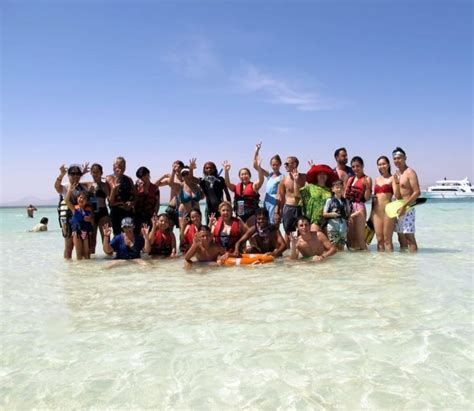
0, 196, 58, 207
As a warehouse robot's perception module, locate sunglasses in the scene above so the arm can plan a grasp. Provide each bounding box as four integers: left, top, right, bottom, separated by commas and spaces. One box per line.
284, 162, 290, 166
181, 171, 190, 177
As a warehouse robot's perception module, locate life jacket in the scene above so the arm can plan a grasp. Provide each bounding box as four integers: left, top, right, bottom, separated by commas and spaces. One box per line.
57, 195, 70, 228
326, 196, 349, 220
345, 176, 366, 203
233, 182, 260, 215
180, 224, 198, 252
213, 217, 241, 250
151, 230, 173, 256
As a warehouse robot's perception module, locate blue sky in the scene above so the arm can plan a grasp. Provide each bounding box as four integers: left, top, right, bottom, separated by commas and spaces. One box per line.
1, 0, 472, 203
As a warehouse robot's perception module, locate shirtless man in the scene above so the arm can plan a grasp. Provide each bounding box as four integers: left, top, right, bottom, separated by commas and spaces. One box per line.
333, 147, 354, 188
233, 208, 286, 257
392, 147, 420, 252
26, 204, 37, 218
184, 225, 227, 267
155, 160, 185, 229
276, 156, 306, 245
290, 216, 337, 262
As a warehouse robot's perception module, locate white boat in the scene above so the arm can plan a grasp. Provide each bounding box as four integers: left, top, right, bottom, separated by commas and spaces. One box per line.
422, 177, 474, 199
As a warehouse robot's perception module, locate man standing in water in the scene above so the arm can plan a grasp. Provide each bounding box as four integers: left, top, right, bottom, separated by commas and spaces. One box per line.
392, 147, 420, 252
276, 156, 306, 245
333, 147, 354, 187
26, 204, 37, 218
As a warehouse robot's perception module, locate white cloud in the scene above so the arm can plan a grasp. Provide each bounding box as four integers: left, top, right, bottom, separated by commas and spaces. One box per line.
162, 37, 219, 78
235, 64, 338, 111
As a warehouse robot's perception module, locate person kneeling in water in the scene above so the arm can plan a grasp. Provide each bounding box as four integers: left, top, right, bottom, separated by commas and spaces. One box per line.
184, 226, 227, 267
233, 208, 286, 257
103, 217, 150, 260
290, 216, 337, 262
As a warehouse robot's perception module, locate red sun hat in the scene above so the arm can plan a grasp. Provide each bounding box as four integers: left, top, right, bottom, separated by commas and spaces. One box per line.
306, 164, 338, 187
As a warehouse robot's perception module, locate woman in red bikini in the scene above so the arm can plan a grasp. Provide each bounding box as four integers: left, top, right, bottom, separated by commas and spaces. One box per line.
372, 156, 400, 251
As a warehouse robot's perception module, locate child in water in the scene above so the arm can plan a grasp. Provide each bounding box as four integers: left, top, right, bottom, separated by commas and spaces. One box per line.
148, 213, 177, 258
65, 184, 93, 259
184, 226, 227, 267
323, 180, 351, 251
103, 217, 150, 260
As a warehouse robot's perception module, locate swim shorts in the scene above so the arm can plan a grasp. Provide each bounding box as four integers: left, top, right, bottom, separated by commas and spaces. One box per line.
282, 204, 302, 233
396, 208, 416, 234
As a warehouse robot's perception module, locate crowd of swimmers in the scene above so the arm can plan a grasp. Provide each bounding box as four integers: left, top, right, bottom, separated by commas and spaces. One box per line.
53, 144, 421, 266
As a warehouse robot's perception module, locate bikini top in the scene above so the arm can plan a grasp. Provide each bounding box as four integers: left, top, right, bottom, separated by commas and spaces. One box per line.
179, 187, 201, 204
374, 184, 394, 195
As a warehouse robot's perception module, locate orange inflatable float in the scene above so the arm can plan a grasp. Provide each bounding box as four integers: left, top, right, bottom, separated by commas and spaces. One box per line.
223, 253, 274, 266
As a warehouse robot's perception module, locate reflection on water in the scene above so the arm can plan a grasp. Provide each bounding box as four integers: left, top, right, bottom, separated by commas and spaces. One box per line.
1, 204, 473, 408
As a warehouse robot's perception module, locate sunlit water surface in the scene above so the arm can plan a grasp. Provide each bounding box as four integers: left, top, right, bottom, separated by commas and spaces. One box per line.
1, 202, 473, 409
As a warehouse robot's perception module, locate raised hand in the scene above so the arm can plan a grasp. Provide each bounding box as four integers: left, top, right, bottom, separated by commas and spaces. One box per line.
291, 168, 299, 180
151, 215, 159, 229
103, 223, 112, 237
189, 158, 197, 170
208, 212, 217, 228
255, 141, 262, 153
59, 164, 67, 176
82, 162, 90, 175
222, 160, 231, 172
308, 160, 315, 167
141, 224, 150, 237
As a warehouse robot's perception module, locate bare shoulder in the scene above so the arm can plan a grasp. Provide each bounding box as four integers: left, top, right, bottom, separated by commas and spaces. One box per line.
316, 231, 329, 241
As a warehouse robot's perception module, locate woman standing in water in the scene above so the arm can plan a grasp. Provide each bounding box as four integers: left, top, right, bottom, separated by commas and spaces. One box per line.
199, 161, 231, 225
345, 156, 372, 250
134, 166, 160, 233
371, 156, 400, 251
222, 157, 264, 227
253, 142, 282, 225
107, 156, 135, 236
87, 163, 111, 254
170, 159, 203, 236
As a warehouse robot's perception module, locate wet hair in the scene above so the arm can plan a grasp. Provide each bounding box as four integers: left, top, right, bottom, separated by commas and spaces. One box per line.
392, 147, 406, 157
203, 161, 218, 176
238, 168, 252, 178
173, 160, 185, 168
255, 207, 269, 219
40, 217, 48, 224
91, 163, 103, 174
334, 147, 347, 159
136, 166, 150, 179
218, 201, 233, 212
67, 164, 82, 175
270, 155, 282, 165
376, 156, 392, 175
351, 156, 364, 167
332, 179, 343, 187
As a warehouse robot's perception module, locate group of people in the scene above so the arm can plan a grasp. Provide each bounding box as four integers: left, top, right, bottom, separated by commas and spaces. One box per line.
53, 144, 421, 265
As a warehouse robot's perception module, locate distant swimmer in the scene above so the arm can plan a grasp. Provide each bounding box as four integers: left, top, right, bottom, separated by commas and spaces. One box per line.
392, 147, 420, 252
290, 216, 337, 262
29, 217, 49, 232
26, 204, 37, 218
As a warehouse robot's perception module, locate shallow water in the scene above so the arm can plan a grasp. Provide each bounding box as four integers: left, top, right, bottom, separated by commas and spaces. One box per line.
1, 202, 473, 409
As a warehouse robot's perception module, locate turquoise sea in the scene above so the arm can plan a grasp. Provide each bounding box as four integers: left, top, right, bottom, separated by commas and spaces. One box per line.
1, 202, 473, 409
